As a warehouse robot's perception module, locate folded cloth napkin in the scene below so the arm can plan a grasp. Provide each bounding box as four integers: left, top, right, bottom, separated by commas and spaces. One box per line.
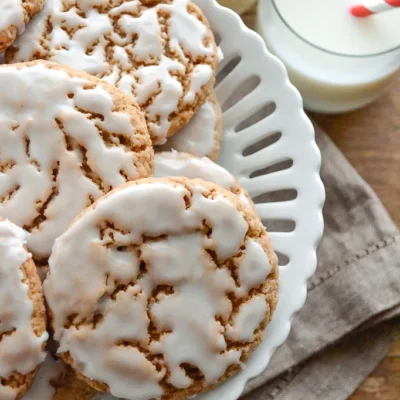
242, 124, 400, 400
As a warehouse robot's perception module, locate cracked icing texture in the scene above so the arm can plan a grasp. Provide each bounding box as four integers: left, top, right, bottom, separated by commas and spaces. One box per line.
0, 219, 47, 400
6, 0, 218, 145
156, 94, 222, 161
0, 0, 44, 52
225, 296, 267, 342
44, 177, 278, 400
154, 151, 254, 211
0, 61, 152, 260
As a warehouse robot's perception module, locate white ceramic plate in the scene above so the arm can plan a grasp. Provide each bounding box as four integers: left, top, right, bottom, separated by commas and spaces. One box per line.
0, 1, 324, 398
193, 1, 325, 399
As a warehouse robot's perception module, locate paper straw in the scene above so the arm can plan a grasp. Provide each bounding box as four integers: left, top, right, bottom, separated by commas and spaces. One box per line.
349, 0, 400, 17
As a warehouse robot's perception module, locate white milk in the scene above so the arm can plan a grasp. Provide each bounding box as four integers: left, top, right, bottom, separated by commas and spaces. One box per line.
257, 0, 400, 112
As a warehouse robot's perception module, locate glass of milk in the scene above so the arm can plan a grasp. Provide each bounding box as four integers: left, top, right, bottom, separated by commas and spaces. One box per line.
257, 0, 400, 113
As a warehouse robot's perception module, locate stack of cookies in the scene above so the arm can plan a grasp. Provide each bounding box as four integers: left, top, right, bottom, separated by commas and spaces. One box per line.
0, 1, 279, 400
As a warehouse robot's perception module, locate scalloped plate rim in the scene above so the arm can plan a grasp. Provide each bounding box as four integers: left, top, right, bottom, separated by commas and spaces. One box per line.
192, 1, 325, 399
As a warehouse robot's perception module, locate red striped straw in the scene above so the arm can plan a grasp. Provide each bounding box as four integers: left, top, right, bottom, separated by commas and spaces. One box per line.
350, 0, 400, 17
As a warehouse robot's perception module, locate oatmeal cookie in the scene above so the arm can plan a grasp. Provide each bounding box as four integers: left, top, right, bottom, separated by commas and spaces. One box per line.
6, 0, 219, 145
154, 151, 255, 212
0, 218, 47, 399
0, 60, 153, 261
0, 0, 43, 52
44, 177, 278, 400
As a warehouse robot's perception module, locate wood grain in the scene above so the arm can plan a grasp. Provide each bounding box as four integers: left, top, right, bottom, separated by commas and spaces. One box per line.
311, 74, 400, 229
241, 4, 400, 399
348, 328, 400, 400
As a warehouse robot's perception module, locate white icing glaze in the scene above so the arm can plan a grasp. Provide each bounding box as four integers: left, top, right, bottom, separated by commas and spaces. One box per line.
154, 152, 252, 209
9, 0, 216, 144
183, 65, 212, 104
143, 232, 241, 388
0, 219, 47, 399
225, 295, 267, 342
0, 63, 149, 259
23, 354, 66, 400
157, 98, 218, 157
236, 239, 272, 298
0, 0, 25, 36
59, 286, 164, 400
44, 179, 271, 400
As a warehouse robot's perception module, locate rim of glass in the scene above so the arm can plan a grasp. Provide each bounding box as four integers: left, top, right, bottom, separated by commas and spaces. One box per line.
272, 0, 400, 58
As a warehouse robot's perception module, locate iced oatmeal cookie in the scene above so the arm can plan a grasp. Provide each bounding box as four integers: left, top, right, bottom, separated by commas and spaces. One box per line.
0, 218, 47, 399
0, 60, 153, 262
154, 151, 255, 211
0, 0, 44, 52
156, 94, 222, 161
44, 177, 278, 400
6, 0, 219, 145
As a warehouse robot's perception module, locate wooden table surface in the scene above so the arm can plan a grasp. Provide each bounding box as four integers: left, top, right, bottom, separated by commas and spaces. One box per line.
241, 6, 400, 399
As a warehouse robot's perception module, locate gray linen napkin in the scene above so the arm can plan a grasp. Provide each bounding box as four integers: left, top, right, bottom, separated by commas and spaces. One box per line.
242, 124, 400, 400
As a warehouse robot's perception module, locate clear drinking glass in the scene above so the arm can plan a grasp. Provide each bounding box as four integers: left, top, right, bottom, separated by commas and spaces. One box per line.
257, 0, 400, 113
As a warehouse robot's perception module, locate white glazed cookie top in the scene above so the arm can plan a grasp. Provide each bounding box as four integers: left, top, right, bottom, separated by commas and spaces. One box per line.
0, 219, 47, 400
0, 62, 150, 259
44, 179, 273, 400
9, 0, 217, 144
22, 354, 66, 400
157, 96, 219, 157
0, 0, 25, 35
154, 152, 252, 208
